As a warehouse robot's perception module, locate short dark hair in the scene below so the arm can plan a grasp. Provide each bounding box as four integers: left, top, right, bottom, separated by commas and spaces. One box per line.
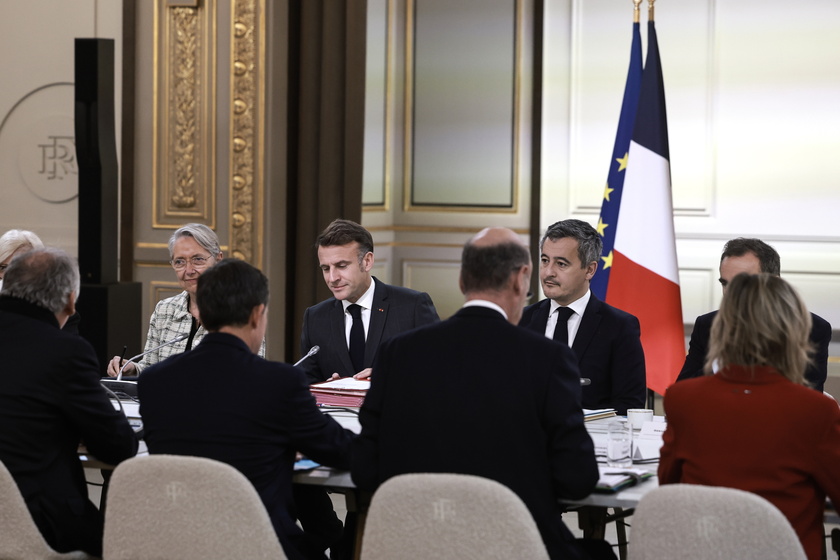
196, 259, 269, 331
461, 240, 531, 294
539, 219, 602, 268
720, 238, 780, 276
315, 219, 374, 263
1, 248, 79, 314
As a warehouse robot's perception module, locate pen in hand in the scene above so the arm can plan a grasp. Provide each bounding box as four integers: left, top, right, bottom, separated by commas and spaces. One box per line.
120, 345, 127, 368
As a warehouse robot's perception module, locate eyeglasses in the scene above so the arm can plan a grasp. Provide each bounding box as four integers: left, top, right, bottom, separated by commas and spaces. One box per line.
171, 255, 213, 270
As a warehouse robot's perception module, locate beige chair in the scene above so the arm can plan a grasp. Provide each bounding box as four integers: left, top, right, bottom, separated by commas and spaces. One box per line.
359, 472, 550, 560
102, 455, 287, 560
628, 484, 806, 560
0, 460, 94, 559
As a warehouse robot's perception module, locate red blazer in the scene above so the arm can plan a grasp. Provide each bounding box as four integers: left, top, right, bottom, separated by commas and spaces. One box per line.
659, 365, 840, 560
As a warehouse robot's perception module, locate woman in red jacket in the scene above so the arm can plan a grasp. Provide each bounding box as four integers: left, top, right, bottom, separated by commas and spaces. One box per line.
659, 273, 840, 560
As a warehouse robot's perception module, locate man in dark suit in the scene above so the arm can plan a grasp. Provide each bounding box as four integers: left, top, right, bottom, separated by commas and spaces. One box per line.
300, 219, 439, 384
139, 259, 354, 560
0, 248, 138, 557
353, 227, 615, 560
519, 219, 646, 415
298, 218, 440, 558
677, 237, 831, 391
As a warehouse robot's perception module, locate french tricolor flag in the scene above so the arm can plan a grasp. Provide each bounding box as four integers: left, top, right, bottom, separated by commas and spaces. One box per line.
600, 17, 685, 396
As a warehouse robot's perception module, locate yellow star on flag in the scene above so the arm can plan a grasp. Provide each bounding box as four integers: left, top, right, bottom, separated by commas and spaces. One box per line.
601, 251, 614, 270
596, 218, 608, 237
616, 152, 629, 172
603, 183, 614, 202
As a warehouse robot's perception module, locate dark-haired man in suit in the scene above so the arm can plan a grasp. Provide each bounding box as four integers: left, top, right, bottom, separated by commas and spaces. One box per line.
520, 219, 646, 415
353, 227, 614, 560
677, 237, 831, 391
300, 218, 439, 382
298, 219, 439, 558
139, 259, 354, 560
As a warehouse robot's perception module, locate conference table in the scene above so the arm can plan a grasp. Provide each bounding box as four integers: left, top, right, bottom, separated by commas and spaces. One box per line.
84, 401, 840, 560
294, 409, 661, 507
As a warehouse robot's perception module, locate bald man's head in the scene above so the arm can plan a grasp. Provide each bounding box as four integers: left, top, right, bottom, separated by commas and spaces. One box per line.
460, 227, 531, 295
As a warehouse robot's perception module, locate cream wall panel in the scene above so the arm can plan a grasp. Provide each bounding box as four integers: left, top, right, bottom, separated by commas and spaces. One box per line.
0, 1, 122, 255
382, 0, 533, 230
403, 259, 462, 320
408, 0, 517, 209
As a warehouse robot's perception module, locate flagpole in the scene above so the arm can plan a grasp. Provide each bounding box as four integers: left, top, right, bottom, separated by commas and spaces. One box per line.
634, 0, 642, 23
648, 0, 655, 21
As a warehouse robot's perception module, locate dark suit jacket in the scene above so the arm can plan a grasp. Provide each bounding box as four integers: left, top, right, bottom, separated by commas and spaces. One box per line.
300, 277, 439, 383
0, 296, 138, 557
519, 294, 647, 415
139, 333, 355, 560
676, 310, 831, 392
352, 306, 599, 560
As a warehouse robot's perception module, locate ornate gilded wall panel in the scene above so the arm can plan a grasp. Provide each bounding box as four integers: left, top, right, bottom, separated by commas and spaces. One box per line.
153, 0, 217, 228
229, 0, 265, 266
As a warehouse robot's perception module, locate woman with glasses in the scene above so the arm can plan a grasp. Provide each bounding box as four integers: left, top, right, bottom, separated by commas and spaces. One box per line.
107, 223, 241, 376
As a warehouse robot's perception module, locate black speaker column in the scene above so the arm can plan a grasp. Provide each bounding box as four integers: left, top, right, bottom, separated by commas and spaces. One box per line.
74, 38, 142, 371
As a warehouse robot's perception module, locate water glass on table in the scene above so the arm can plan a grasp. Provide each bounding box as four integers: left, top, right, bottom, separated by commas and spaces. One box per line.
606, 418, 633, 468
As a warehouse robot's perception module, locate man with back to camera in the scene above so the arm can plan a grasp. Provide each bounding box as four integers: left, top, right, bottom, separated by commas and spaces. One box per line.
0, 248, 138, 557
299, 218, 439, 383
138, 259, 354, 560
677, 237, 831, 391
297, 218, 440, 558
519, 219, 646, 415
353, 227, 616, 560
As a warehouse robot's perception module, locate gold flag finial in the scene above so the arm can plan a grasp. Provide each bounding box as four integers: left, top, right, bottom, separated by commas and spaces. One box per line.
633, 0, 642, 23
648, 0, 656, 22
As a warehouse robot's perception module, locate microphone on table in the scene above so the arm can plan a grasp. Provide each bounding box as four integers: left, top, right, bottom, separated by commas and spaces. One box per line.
116, 333, 190, 381
293, 345, 320, 367
580, 378, 591, 386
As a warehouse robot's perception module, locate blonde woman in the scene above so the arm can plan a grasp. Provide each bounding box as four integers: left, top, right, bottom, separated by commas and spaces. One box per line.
659, 273, 840, 560
0, 229, 45, 288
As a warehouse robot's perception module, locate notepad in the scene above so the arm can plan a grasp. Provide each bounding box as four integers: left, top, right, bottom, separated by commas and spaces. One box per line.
595, 466, 654, 492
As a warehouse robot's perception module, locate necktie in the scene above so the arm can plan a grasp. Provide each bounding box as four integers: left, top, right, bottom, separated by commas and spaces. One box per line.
347, 304, 365, 373
552, 307, 575, 346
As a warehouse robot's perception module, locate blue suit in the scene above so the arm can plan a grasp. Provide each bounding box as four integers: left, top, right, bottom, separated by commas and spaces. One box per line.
519, 294, 646, 415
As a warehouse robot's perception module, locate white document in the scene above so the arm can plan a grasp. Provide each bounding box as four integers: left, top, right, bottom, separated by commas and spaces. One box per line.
314, 378, 371, 391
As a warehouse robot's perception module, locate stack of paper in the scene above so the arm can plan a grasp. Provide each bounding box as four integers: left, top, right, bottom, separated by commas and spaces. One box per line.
584, 408, 617, 422
309, 378, 370, 407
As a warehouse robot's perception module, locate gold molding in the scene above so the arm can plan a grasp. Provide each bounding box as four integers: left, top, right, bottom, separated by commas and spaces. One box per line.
402, 0, 523, 214
229, 0, 265, 267
363, 0, 395, 212
136, 242, 231, 252
366, 225, 529, 234
152, 0, 217, 228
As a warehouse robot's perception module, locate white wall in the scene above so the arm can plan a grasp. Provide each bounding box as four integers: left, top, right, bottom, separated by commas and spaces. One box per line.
544, 0, 840, 329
